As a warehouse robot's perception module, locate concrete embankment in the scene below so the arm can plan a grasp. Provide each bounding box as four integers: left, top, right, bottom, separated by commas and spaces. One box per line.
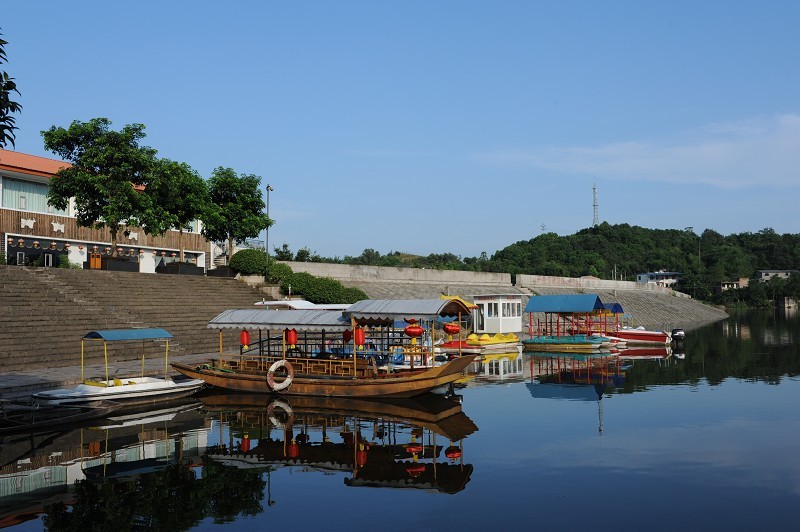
283, 262, 728, 329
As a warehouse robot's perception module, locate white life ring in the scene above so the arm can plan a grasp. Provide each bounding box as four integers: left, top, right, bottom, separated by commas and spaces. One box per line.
267, 399, 295, 429
267, 359, 294, 391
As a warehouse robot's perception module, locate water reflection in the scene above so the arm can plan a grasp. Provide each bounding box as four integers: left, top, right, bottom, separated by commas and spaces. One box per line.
0, 392, 477, 528
200, 393, 477, 496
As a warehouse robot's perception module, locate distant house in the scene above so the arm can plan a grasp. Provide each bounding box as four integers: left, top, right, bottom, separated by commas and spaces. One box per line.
636, 270, 682, 288
718, 277, 750, 293
755, 270, 798, 282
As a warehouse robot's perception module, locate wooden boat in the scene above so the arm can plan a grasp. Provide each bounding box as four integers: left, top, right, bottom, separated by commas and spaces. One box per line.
0, 400, 120, 435
172, 298, 478, 398
173, 355, 476, 398
33, 328, 204, 406
201, 392, 476, 494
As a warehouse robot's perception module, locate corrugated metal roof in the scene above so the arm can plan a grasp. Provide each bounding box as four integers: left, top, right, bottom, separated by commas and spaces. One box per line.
208, 309, 350, 331
344, 299, 474, 322
524, 294, 604, 313
83, 328, 173, 341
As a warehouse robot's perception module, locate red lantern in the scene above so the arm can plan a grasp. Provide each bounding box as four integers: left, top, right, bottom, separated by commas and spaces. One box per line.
354, 328, 365, 346
445, 445, 462, 461
241, 434, 251, 453
404, 318, 417, 324
285, 328, 298, 346
6, 237, 12, 245
343, 329, 353, 343
240, 330, 251, 348
443, 323, 460, 335
406, 463, 426, 478
404, 324, 424, 338
356, 443, 368, 467
78, 245, 84, 250
287, 439, 300, 459
33, 240, 40, 248
64, 243, 71, 250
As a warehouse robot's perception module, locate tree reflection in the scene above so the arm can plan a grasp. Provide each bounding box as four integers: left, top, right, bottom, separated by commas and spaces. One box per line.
42, 457, 265, 530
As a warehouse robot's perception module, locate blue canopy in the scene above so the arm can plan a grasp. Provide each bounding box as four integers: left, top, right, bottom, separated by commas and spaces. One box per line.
602, 302, 624, 314
82, 328, 174, 341
524, 294, 605, 314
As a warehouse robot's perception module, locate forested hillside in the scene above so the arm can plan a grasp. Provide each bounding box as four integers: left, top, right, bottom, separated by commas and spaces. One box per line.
276, 223, 800, 304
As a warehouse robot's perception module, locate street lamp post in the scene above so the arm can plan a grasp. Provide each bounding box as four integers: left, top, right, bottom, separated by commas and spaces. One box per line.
265, 184, 273, 260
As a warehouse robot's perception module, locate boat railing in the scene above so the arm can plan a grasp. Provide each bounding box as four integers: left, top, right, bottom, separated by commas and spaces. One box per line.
224, 343, 437, 376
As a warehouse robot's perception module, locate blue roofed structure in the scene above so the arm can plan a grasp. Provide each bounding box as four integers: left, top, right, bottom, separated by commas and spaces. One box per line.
524, 294, 605, 314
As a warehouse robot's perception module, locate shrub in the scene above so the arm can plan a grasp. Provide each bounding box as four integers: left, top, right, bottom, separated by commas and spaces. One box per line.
281, 272, 368, 304
267, 262, 293, 284
230, 248, 268, 275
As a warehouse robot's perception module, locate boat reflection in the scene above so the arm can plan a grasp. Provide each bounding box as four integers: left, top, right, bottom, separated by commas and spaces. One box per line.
200, 392, 478, 495
0, 398, 209, 529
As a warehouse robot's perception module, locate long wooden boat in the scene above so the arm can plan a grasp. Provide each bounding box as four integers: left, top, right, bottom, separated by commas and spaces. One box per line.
172, 354, 476, 398
175, 298, 480, 398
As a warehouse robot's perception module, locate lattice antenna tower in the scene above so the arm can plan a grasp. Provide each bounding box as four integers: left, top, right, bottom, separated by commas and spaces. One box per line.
592, 183, 599, 227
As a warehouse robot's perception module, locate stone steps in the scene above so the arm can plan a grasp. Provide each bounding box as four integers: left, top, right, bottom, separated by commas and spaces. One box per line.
0, 266, 268, 372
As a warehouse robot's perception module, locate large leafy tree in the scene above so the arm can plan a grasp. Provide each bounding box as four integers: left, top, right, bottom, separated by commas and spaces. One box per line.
42, 118, 158, 250
202, 167, 271, 264
146, 158, 209, 262
0, 29, 22, 148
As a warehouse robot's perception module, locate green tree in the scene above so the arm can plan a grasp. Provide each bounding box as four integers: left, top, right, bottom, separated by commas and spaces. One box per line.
202, 167, 271, 264
147, 158, 209, 262
0, 29, 22, 148
273, 243, 293, 261
42, 118, 158, 250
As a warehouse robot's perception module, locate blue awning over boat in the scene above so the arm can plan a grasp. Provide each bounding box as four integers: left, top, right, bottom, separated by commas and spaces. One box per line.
524, 294, 605, 314
82, 328, 174, 341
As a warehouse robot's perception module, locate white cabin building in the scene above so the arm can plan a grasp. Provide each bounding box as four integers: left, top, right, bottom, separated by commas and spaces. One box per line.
470, 293, 523, 334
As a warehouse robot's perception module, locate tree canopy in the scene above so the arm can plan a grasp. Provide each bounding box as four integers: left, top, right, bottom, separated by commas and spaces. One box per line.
42, 118, 159, 248
0, 29, 22, 148
201, 167, 272, 264
147, 158, 209, 261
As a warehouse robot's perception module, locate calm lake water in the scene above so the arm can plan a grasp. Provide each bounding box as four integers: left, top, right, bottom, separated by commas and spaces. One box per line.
3, 310, 799, 531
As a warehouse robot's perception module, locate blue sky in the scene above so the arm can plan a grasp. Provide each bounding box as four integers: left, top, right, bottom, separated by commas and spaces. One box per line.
3, 1, 799, 259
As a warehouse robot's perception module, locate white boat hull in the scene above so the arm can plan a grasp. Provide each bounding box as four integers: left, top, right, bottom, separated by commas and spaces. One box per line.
33, 377, 204, 406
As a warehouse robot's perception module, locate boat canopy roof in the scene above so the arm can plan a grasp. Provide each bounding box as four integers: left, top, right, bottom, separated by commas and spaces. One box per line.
208, 309, 350, 332
344, 298, 475, 325
82, 328, 173, 341
524, 294, 605, 314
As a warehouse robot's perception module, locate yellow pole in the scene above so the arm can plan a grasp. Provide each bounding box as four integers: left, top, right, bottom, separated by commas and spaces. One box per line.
141, 340, 145, 378
81, 339, 85, 382
104, 342, 109, 384
165, 340, 169, 378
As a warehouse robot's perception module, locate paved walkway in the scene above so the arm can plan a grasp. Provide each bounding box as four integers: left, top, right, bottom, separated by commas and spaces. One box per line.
0, 352, 216, 400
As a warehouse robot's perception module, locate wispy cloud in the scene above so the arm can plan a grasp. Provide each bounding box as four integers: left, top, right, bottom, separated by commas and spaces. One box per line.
478, 114, 800, 188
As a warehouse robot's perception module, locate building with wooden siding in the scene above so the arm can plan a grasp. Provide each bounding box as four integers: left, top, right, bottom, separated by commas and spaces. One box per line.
0, 149, 212, 272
